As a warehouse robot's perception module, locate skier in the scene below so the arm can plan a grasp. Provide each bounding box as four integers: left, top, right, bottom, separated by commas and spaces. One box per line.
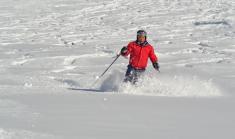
120, 30, 159, 84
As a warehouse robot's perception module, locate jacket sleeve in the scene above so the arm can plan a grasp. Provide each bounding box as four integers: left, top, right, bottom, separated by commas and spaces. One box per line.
149, 46, 158, 63
122, 42, 133, 56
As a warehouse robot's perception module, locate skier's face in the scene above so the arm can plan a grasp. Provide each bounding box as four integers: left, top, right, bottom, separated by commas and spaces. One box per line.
137, 35, 145, 43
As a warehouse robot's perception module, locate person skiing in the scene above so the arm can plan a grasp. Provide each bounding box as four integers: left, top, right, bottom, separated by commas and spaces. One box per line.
120, 30, 159, 84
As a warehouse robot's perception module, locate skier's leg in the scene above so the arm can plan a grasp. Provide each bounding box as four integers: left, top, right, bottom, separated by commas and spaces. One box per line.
124, 65, 133, 82
133, 69, 145, 84
132, 70, 138, 84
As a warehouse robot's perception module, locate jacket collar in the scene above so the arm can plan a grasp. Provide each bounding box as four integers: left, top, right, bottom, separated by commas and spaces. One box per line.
136, 40, 149, 47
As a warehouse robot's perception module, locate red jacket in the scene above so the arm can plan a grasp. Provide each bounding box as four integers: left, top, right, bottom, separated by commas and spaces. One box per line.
122, 41, 158, 69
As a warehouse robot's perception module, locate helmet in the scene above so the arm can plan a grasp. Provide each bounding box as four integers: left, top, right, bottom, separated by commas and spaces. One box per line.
137, 30, 147, 41
137, 30, 147, 37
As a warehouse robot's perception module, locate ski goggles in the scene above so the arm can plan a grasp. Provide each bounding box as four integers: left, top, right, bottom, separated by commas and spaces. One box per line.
137, 31, 147, 36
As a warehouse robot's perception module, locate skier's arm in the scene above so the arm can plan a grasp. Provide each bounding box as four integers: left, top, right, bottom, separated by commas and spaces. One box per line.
121, 43, 132, 56
149, 46, 158, 63
149, 46, 159, 71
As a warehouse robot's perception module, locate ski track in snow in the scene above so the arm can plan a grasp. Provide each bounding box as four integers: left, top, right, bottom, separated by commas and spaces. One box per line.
0, 128, 58, 139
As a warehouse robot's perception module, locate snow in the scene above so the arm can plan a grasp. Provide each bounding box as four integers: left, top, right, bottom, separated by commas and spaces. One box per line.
0, 0, 235, 138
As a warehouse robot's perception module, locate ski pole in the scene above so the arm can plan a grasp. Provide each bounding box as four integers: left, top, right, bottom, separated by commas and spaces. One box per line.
99, 54, 121, 78
90, 54, 121, 88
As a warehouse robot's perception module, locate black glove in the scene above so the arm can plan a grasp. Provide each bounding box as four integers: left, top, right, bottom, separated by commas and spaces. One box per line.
120, 47, 128, 55
153, 62, 160, 70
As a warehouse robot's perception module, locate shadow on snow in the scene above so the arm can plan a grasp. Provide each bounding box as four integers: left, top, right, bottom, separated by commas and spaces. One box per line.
67, 87, 103, 92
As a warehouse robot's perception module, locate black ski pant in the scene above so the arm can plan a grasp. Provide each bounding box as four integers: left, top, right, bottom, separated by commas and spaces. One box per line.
124, 65, 145, 84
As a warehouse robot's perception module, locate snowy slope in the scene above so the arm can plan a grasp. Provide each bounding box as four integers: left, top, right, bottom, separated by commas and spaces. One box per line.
0, 0, 235, 138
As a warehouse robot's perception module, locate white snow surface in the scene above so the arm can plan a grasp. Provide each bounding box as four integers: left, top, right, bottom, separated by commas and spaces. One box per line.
0, 0, 235, 138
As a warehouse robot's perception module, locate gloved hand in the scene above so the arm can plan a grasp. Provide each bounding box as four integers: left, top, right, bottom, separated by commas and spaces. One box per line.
120, 46, 128, 55
152, 62, 160, 71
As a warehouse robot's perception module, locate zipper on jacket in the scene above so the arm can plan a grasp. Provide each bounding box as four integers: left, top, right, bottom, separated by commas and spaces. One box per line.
137, 46, 143, 68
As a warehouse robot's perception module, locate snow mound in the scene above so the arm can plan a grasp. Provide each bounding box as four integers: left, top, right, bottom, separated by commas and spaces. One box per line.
99, 71, 222, 97
99, 70, 123, 92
